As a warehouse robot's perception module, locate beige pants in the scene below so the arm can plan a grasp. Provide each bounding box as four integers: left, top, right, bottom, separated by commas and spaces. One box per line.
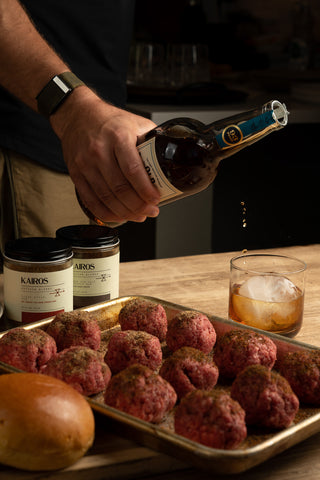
0, 148, 89, 255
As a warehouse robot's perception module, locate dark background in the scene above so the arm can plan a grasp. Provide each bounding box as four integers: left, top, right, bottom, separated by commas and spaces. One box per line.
119, 0, 320, 261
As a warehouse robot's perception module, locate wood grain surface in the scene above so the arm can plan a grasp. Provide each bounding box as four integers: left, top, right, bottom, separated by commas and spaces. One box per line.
1, 244, 320, 479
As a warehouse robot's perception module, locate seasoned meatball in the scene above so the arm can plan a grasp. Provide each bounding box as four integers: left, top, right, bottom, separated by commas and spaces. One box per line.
231, 364, 299, 429
166, 310, 216, 354
41, 346, 111, 396
46, 310, 101, 351
278, 350, 320, 405
104, 364, 177, 423
159, 346, 219, 399
0, 327, 56, 373
174, 389, 247, 449
118, 298, 168, 341
213, 329, 277, 379
105, 330, 162, 374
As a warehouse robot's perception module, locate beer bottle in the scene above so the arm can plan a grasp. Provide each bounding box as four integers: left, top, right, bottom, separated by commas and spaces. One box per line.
78, 100, 288, 227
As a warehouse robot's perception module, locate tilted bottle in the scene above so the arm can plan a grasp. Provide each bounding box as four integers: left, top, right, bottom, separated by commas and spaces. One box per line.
78, 100, 289, 227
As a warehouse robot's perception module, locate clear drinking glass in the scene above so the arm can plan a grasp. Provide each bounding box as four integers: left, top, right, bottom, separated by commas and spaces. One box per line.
229, 254, 306, 337
167, 43, 210, 87
127, 42, 166, 87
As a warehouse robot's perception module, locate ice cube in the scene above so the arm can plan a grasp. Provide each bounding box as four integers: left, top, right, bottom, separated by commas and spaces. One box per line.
232, 274, 303, 331
239, 275, 298, 303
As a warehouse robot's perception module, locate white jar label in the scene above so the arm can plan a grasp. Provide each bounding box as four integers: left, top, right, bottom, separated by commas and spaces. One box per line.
138, 137, 182, 202
73, 253, 119, 299
3, 265, 73, 323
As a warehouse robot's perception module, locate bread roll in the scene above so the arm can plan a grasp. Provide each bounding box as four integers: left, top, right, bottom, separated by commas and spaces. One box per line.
0, 372, 95, 471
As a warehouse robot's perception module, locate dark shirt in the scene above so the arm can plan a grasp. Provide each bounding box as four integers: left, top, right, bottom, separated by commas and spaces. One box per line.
0, 0, 135, 173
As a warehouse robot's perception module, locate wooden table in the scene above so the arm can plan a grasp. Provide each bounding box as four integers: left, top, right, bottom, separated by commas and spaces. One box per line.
1, 244, 320, 479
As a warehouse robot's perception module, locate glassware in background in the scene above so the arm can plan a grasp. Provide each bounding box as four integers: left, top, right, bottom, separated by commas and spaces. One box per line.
167, 43, 210, 87
229, 254, 306, 337
127, 42, 166, 87
127, 42, 210, 88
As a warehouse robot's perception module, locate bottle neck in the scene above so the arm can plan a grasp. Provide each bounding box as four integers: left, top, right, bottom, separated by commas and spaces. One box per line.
205, 100, 289, 153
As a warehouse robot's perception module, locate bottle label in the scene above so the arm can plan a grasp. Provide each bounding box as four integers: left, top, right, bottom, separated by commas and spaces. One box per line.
216, 111, 275, 149
73, 253, 119, 299
138, 138, 182, 202
3, 265, 73, 323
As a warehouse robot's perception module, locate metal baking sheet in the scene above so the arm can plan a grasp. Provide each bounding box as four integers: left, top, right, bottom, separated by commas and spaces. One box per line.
1, 295, 320, 475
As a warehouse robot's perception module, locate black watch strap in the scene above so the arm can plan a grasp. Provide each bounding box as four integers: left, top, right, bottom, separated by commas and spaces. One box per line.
36, 72, 85, 117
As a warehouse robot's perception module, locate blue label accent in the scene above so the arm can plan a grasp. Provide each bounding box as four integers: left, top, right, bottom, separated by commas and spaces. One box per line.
216, 111, 275, 148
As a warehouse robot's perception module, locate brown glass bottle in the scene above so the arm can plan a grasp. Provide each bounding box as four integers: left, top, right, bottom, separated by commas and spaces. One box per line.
78, 100, 289, 226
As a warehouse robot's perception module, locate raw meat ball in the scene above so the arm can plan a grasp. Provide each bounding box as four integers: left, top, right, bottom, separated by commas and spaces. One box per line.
213, 329, 277, 378
0, 327, 57, 373
174, 389, 247, 449
46, 310, 101, 351
231, 364, 299, 429
104, 364, 177, 423
41, 346, 111, 396
278, 350, 320, 405
105, 330, 162, 373
159, 346, 219, 399
118, 298, 167, 341
166, 310, 216, 354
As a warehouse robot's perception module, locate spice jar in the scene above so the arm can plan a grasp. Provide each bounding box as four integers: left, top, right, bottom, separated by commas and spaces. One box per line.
3, 237, 73, 324
56, 225, 120, 308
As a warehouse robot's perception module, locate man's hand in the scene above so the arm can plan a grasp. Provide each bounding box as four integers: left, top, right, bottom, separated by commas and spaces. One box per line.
0, 1, 160, 225
51, 88, 161, 224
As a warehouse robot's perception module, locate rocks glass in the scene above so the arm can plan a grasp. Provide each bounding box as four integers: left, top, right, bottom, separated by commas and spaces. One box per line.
229, 253, 306, 337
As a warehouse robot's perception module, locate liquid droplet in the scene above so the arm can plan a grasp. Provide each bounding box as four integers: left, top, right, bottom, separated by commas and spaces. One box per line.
240, 200, 247, 229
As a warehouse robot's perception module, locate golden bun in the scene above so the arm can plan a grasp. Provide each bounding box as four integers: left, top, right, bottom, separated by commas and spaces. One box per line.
0, 372, 95, 471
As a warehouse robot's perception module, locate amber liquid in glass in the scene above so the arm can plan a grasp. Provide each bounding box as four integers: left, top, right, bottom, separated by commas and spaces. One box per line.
229, 282, 304, 337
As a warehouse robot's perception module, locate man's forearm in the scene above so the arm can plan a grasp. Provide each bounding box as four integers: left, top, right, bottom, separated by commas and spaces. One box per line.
0, 0, 161, 224
0, 0, 70, 112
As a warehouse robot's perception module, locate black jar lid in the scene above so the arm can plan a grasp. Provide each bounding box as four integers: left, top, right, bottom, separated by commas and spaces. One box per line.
4, 237, 73, 262
56, 225, 119, 248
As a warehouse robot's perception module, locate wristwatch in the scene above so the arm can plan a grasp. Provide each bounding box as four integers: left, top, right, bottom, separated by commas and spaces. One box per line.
36, 72, 85, 117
